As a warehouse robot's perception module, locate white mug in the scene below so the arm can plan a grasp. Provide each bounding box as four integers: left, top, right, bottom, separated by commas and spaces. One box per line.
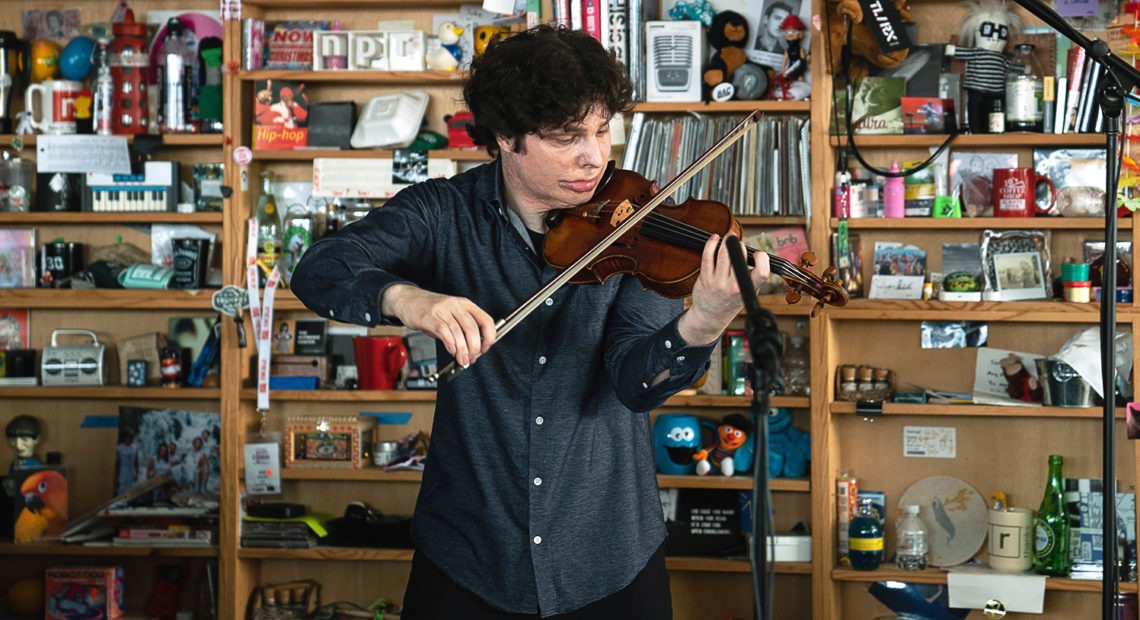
988, 507, 1035, 571
26, 79, 82, 135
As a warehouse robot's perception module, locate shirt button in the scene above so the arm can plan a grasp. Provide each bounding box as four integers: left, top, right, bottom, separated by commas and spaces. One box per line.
533, 536, 542, 545
328, 309, 336, 318
364, 312, 372, 322
545, 297, 554, 306
642, 382, 649, 389
665, 340, 672, 349
534, 477, 542, 486
538, 356, 547, 365
677, 356, 686, 363
535, 416, 544, 425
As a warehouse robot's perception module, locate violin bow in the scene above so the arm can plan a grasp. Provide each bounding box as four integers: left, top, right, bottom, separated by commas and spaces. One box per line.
430, 111, 763, 382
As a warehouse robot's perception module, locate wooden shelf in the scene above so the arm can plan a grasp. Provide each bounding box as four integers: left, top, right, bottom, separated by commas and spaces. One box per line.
830, 133, 1109, 148
245, 388, 810, 409
0, 212, 223, 225
830, 401, 1123, 419
2, 134, 223, 148
276, 468, 809, 491
831, 216, 1132, 230
0, 289, 218, 310
241, 0, 468, 6
241, 70, 464, 83
667, 557, 811, 574
826, 298, 1112, 322
253, 148, 489, 161
0, 542, 217, 557
0, 386, 221, 400
832, 567, 1139, 593
633, 101, 811, 114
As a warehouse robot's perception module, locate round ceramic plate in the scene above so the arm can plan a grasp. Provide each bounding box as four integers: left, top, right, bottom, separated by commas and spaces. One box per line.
898, 475, 988, 567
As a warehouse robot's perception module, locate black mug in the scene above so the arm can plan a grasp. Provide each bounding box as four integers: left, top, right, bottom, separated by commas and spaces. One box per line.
6, 349, 36, 377
171, 237, 211, 289
40, 241, 82, 287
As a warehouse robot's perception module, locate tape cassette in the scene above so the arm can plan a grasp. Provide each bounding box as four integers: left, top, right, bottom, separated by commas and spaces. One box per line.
41, 329, 107, 386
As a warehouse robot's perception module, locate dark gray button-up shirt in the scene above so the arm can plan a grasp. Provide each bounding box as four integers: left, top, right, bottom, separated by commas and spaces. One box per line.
290, 160, 716, 616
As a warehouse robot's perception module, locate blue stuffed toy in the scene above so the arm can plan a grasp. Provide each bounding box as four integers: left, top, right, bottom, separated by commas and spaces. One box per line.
768, 408, 810, 478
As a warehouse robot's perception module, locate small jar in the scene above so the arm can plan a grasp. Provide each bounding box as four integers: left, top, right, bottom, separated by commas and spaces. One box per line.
873, 368, 891, 391
1064, 280, 1091, 303
373, 441, 400, 467
839, 365, 858, 398
856, 366, 875, 395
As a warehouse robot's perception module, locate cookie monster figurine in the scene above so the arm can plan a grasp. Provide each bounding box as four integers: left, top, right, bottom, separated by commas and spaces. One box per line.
768, 408, 810, 478
653, 414, 704, 475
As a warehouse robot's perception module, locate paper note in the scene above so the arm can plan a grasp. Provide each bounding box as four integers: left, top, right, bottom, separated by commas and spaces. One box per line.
903, 426, 956, 458
36, 135, 131, 174
1056, 0, 1098, 17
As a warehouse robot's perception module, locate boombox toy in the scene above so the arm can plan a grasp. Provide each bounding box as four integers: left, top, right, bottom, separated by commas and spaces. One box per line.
41, 329, 107, 386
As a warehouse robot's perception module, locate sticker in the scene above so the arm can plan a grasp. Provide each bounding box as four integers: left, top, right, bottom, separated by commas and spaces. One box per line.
233, 145, 253, 166
244, 441, 281, 495
903, 426, 956, 458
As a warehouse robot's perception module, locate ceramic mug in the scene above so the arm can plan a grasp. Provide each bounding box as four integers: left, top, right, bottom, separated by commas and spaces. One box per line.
992, 168, 1056, 217
25, 79, 81, 134
987, 507, 1035, 571
352, 335, 408, 390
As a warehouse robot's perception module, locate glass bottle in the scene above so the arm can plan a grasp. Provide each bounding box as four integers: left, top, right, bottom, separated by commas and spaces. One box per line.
838, 365, 858, 399
1005, 43, 1045, 132
988, 98, 1005, 134
92, 38, 114, 136
895, 504, 929, 570
280, 205, 314, 288
848, 497, 884, 570
254, 171, 282, 287
1034, 454, 1072, 576
154, 17, 199, 133
781, 335, 810, 396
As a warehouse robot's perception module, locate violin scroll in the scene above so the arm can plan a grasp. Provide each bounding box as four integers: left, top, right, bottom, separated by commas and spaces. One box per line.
770, 251, 849, 317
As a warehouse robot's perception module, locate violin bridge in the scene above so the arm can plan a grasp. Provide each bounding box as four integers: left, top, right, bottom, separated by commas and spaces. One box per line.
609, 200, 635, 227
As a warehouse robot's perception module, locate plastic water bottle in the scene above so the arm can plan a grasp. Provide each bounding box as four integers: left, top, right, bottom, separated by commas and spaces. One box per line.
895, 504, 929, 570
155, 17, 198, 133
882, 161, 905, 218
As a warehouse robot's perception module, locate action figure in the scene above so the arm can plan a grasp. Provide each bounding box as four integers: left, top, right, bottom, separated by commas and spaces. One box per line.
772, 14, 811, 100
946, 0, 1023, 133
6, 415, 42, 474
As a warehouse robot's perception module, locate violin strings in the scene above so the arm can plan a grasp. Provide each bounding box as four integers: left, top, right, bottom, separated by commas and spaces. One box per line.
604, 206, 812, 287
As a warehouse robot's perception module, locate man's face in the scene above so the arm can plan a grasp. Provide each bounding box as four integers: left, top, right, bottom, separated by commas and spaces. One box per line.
767, 9, 790, 37
498, 106, 613, 216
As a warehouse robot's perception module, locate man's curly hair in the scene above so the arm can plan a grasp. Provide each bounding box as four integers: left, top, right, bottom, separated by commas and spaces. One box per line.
462, 25, 634, 157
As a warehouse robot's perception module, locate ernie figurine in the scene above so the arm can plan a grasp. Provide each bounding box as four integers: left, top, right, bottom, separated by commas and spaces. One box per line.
694, 413, 752, 476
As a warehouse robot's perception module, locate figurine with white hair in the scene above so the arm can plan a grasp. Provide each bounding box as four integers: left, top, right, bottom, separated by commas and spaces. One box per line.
945, 0, 1023, 133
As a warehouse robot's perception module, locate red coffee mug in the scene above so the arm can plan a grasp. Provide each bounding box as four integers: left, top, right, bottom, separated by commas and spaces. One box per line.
992, 167, 1056, 217
353, 336, 408, 390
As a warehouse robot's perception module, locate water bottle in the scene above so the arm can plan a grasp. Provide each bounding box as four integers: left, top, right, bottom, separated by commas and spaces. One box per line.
92, 37, 113, 135
895, 504, 929, 570
155, 17, 198, 133
848, 497, 883, 570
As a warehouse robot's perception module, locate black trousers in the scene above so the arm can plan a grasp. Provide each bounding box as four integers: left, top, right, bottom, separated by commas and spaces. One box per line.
401, 543, 673, 620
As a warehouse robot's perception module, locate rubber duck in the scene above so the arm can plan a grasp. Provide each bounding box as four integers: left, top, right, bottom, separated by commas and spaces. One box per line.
427, 22, 465, 71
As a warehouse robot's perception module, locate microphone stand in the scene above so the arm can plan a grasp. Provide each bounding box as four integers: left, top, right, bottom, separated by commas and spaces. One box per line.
1006, 1, 1140, 614
725, 235, 784, 620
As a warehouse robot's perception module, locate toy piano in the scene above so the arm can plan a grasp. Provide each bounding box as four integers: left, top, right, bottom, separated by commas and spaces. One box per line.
82, 161, 179, 212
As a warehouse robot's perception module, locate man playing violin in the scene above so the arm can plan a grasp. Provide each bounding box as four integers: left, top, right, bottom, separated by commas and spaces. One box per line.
291, 25, 770, 620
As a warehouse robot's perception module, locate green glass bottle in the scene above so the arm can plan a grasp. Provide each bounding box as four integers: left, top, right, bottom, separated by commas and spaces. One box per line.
1033, 454, 1071, 576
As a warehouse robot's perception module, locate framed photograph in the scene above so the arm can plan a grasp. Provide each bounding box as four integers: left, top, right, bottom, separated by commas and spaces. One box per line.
0, 308, 30, 349
980, 229, 1051, 297
116, 406, 221, 501
992, 251, 1048, 300
0, 228, 36, 288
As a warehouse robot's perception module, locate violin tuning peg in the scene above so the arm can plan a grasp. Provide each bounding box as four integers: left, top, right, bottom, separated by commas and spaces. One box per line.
785, 289, 802, 304
798, 251, 817, 270
811, 300, 825, 317
822, 265, 837, 280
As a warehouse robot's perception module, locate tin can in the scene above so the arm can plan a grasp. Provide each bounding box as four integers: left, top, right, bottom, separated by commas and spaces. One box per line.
373, 441, 399, 467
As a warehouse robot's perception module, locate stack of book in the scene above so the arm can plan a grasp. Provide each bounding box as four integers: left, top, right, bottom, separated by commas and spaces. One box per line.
241, 520, 322, 549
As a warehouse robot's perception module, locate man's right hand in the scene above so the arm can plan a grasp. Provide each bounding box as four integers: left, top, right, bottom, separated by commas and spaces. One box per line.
381, 284, 497, 367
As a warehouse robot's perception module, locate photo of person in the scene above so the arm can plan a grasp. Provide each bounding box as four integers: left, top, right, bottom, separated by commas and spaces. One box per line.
992, 251, 1046, 299
22, 8, 80, 43
116, 406, 222, 500
752, 0, 800, 67
254, 81, 309, 129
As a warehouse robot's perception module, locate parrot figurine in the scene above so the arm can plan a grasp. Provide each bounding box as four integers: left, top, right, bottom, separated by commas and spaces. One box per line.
15, 470, 68, 542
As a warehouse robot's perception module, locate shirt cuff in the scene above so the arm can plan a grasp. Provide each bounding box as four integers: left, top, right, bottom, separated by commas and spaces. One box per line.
652, 317, 717, 383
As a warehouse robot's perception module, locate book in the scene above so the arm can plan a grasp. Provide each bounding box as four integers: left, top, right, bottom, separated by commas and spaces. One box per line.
971, 347, 1045, 407
264, 20, 328, 70
0, 228, 36, 288
293, 319, 328, 355
253, 79, 309, 150
242, 18, 265, 70
849, 76, 905, 135
0, 308, 30, 349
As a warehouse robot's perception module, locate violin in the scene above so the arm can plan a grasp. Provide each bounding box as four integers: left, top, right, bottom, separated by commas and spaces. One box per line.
543, 163, 849, 316
430, 111, 845, 382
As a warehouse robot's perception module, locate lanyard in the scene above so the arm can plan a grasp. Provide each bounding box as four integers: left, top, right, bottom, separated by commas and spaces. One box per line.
246, 218, 280, 412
